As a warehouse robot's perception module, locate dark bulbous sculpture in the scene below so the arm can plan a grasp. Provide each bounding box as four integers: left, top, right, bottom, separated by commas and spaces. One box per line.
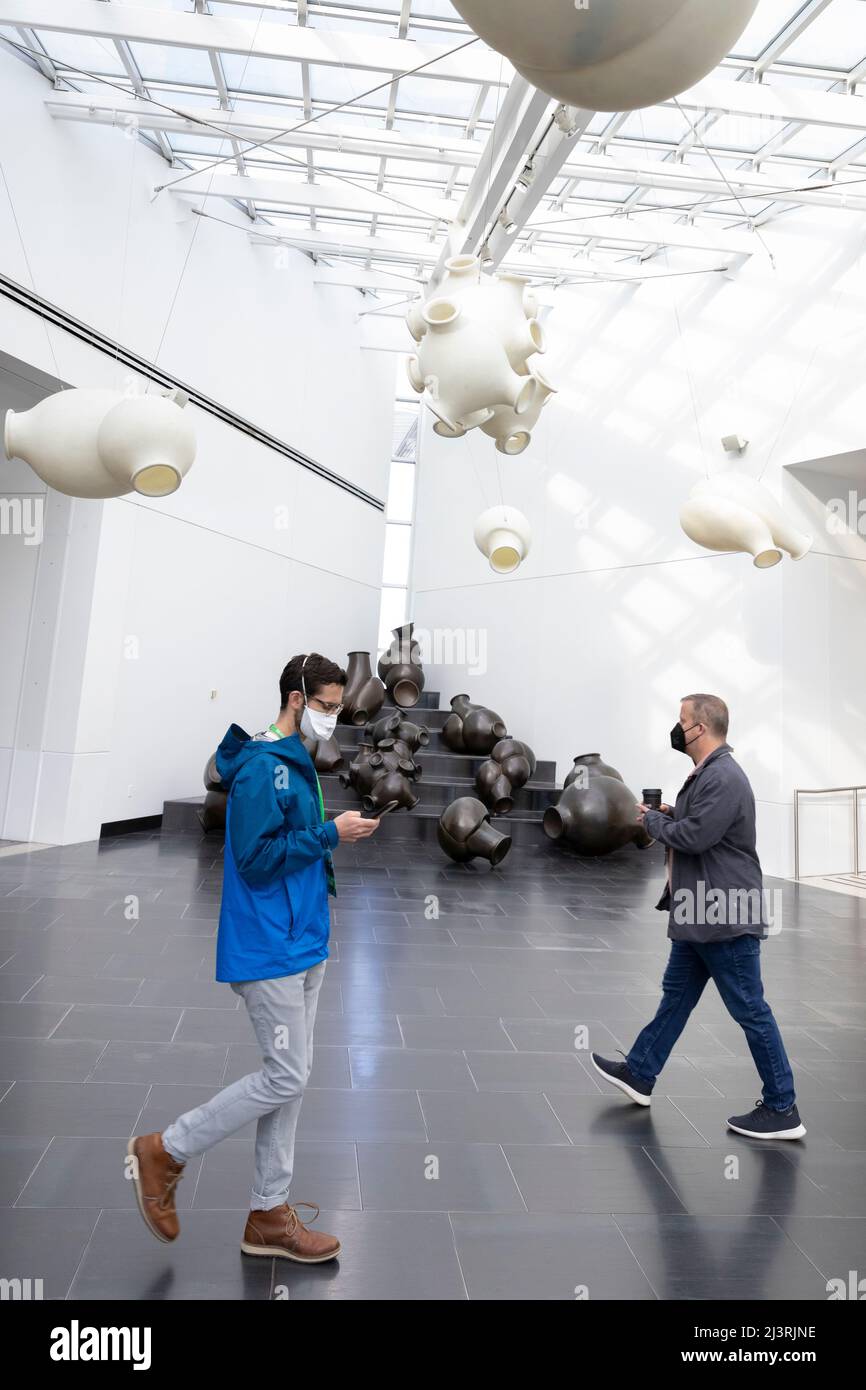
543, 775, 653, 857
378, 622, 425, 708
340, 742, 419, 810
365, 713, 401, 746
475, 762, 515, 815
366, 714, 430, 760
301, 731, 344, 775
442, 694, 508, 755
363, 769, 419, 814
475, 737, 536, 814
339, 742, 381, 796
437, 796, 512, 867
198, 751, 227, 832
564, 752, 624, 788
340, 652, 386, 727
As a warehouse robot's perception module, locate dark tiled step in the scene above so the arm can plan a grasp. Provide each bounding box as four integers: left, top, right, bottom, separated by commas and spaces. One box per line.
334, 740, 556, 783
320, 774, 557, 815
162, 796, 554, 846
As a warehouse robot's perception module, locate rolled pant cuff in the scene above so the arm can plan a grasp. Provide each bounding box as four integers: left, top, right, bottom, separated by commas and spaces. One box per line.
160, 1130, 189, 1165
250, 1192, 291, 1211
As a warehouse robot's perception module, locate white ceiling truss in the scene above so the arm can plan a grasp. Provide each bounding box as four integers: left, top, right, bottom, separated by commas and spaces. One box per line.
3, 0, 866, 295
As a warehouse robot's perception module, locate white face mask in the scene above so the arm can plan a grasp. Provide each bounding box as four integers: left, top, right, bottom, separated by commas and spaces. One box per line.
301, 704, 338, 741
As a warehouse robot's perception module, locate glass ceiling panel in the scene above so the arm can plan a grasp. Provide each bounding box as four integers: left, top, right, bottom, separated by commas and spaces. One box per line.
703, 113, 789, 153
728, 0, 807, 61
310, 65, 390, 108
28, 30, 127, 78
396, 76, 479, 119
222, 54, 305, 97
127, 42, 217, 86
781, 1, 866, 67
777, 124, 866, 160
8, 0, 865, 281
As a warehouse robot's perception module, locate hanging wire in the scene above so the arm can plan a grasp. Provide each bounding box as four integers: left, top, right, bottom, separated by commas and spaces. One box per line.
672, 95, 776, 270
2, 33, 477, 229
525, 174, 866, 233
663, 241, 709, 480
115, 126, 138, 388
151, 4, 268, 370
757, 213, 866, 483
153, 36, 482, 194
0, 154, 65, 386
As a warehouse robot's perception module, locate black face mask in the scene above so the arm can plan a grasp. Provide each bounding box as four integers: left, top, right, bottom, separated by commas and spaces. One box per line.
670, 721, 700, 754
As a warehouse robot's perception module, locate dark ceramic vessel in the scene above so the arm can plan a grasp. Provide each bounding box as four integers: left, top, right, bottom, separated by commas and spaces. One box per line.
366, 714, 429, 758
378, 622, 425, 708
442, 694, 508, 755
543, 775, 653, 856
198, 752, 227, 832
564, 752, 624, 788
437, 796, 512, 866
475, 737, 536, 814
340, 743, 419, 810
340, 651, 386, 727
301, 731, 344, 775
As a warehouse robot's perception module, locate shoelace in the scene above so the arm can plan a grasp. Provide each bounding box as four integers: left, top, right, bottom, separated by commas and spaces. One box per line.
157, 1167, 184, 1212
284, 1202, 320, 1237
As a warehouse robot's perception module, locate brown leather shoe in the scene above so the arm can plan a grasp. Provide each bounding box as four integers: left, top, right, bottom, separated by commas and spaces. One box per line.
128, 1132, 185, 1243
241, 1202, 340, 1263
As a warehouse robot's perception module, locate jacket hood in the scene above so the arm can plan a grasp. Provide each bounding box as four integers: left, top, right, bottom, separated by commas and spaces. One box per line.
214, 723, 316, 791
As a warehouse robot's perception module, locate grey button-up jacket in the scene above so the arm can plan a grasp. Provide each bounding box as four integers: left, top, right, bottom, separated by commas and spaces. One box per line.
642, 744, 768, 943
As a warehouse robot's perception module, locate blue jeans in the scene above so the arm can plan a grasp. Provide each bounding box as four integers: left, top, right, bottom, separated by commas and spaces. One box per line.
627, 936, 796, 1112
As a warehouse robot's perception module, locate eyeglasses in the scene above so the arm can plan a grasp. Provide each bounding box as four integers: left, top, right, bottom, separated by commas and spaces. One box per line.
308, 696, 343, 716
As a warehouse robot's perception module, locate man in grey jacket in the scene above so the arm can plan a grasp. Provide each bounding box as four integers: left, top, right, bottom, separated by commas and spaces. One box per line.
592, 694, 805, 1139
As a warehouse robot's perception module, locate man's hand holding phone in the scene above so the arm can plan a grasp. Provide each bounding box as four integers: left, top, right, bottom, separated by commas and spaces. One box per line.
334, 810, 380, 842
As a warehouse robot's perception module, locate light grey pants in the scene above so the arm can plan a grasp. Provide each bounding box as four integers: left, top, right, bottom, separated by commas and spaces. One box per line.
162, 961, 326, 1210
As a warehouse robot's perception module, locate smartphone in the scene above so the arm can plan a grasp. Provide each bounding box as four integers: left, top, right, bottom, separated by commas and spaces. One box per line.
363, 800, 400, 819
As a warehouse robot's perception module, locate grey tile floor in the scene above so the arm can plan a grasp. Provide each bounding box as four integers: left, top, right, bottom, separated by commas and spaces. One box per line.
0, 828, 864, 1301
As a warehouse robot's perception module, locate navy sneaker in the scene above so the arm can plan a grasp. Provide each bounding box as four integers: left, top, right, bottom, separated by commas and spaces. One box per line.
590, 1051, 653, 1106
727, 1100, 806, 1140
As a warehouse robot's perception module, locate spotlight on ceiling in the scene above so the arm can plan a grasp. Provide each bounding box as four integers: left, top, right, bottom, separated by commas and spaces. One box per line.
721, 434, 749, 455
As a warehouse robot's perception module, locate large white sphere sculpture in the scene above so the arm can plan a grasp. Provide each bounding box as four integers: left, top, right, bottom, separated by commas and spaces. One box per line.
680, 471, 812, 569
407, 255, 550, 451
451, 0, 759, 112
474, 504, 532, 574
4, 388, 196, 500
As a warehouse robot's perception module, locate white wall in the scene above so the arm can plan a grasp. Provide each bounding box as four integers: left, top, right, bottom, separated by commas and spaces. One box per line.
0, 49, 394, 843
411, 206, 866, 878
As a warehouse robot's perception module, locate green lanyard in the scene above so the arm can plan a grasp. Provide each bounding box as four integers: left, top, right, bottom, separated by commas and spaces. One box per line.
270, 724, 325, 823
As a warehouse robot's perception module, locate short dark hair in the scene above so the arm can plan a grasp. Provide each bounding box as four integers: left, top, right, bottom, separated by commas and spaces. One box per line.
682, 692, 729, 738
280, 653, 346, 709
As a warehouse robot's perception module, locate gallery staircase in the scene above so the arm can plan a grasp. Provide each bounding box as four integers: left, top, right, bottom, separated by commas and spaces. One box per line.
162, 689, 558, 846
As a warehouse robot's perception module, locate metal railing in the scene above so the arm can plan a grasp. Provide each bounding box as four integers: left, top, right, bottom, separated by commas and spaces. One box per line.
793, 785, 864, 881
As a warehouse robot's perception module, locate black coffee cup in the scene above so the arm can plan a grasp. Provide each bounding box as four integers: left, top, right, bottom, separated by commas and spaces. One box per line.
642, 788, 663, 810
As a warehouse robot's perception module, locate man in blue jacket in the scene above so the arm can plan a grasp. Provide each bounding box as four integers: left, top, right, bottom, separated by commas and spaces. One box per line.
592, 693, 805, 1140
129, 653, 379, 1262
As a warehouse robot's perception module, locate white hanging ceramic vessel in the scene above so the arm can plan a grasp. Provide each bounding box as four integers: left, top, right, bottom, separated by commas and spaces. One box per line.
690, 472, 812, 562
451, 0, 759, 111
680, 496, 782, 569
480, 370, 557, 455
4, 388, 196, 500
438, 258, 544, 375
412, 298, 537, 433
474, 504, 532, 574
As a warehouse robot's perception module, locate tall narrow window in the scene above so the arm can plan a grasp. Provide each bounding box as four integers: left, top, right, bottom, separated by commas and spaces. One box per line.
378, 373, 419, 653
